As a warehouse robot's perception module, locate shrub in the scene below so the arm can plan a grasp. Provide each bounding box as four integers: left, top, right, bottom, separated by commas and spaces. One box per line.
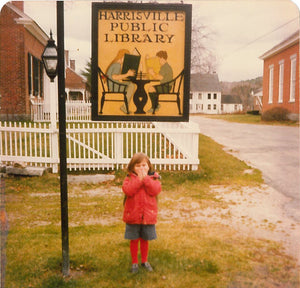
261, 107, 290, 121
247, 110, 260, 115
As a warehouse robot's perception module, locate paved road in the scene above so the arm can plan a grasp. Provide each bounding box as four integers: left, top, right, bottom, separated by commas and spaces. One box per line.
191, 115, 300, 222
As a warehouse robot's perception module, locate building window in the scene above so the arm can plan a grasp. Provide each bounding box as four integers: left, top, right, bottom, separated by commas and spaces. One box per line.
208, 93, 211, 100
213, 104, 217, 110
28, 53, 32, 95
221, 104, 223, 111
189, 92, 193, 99
69, 91, 83, 101
213, 93, 217, 99
198, 93, 202, 100
208, 104, 211, 110
196, 104, 202, 111
278, 60, 284, 103
268, 65, 274, 104
290, 54, 296, 102
234, 104, 238, 110
28, 53, 44, 97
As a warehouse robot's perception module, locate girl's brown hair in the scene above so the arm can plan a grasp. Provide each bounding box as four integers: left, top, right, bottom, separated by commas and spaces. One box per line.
127, 153, 153, 174
105, 49, 130, 74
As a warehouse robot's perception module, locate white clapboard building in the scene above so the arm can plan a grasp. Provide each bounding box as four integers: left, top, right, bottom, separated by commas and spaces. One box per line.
189, 73, 222, 114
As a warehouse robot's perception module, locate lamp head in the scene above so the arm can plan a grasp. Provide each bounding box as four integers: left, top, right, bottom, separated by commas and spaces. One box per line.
42, 30, 58, 82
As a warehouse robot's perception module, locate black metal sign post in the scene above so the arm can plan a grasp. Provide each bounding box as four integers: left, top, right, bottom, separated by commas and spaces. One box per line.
57, 0, 70, 277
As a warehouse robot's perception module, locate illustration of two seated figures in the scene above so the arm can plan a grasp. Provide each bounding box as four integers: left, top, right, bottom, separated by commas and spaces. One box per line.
98, 48, 184, 115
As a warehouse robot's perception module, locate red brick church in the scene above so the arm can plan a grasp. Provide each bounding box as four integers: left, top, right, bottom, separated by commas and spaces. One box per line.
260, 31, 299, 120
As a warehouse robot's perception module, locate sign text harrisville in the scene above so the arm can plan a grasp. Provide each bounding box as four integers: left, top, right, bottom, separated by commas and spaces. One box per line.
99, 10, 185, 43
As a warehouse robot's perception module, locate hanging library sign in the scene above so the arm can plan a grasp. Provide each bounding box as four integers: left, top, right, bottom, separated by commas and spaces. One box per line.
91, 2, 192, 122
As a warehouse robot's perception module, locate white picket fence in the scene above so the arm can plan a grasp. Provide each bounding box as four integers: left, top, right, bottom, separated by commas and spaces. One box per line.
0, 121, 200, 172
31, 100, 91, 122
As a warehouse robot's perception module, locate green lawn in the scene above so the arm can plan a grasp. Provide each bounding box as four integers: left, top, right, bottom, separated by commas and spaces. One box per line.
3, 134, 299, 287
197, 113, 299, 126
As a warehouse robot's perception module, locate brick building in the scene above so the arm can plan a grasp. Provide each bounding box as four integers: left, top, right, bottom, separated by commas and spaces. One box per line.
65, 50, 90, 102
0, 1, 48, 120
260, 31, 299, 120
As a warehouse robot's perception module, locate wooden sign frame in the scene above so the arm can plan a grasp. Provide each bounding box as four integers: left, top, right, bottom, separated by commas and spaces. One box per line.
91, 2, 192, 122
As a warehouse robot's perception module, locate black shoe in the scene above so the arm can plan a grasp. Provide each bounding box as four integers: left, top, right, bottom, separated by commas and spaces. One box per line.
141, 262, 153, 271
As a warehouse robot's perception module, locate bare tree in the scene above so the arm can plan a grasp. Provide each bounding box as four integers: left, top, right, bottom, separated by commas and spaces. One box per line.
191, 19, 217, 74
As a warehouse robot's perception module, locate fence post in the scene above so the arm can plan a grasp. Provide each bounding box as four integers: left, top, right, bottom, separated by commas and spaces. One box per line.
191, 132, 199, 170
50, 82, 59, 173
50, 129, 59, 173
189, 122, 200, 170
115, 129, 123, 169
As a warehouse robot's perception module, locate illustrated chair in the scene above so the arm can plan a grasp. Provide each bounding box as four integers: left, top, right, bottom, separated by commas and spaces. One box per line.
98, 67, 129, 114
152, 70, 184, 115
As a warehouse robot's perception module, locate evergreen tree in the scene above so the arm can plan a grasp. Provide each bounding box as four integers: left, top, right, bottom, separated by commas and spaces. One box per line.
81, 58, 91, 91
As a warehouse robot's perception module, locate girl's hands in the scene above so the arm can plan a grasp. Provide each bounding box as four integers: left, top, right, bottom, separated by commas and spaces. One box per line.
134, 160, 149, 180
137, 169, 147, 180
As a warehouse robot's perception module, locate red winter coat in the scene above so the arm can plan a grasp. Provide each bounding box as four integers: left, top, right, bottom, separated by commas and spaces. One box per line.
122, 172, 161, 225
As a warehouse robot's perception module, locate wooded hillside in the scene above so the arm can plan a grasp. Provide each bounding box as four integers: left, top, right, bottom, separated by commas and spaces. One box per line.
220, 77, 262, 110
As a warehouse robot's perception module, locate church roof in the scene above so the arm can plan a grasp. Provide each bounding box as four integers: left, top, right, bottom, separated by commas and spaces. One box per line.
260, 30, 299, 60
190, 73, 221, 92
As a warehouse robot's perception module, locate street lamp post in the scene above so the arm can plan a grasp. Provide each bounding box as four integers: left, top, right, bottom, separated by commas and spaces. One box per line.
56, 1, 70, 276
42, 31, 58, 82
41, 2, 70, 276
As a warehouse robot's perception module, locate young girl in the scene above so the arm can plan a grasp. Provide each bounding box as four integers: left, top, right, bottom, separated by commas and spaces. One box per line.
122, 153, 161, 273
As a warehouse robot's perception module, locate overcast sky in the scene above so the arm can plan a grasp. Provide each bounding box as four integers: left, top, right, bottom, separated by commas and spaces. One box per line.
1, 0, 299, 81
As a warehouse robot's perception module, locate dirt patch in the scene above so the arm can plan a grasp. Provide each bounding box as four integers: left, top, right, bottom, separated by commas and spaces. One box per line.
29, 186, 121, 198
159, 184, 300, 264
209, 185, 300, 264
71, 185, 121, 197
30, 192, 60, 197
